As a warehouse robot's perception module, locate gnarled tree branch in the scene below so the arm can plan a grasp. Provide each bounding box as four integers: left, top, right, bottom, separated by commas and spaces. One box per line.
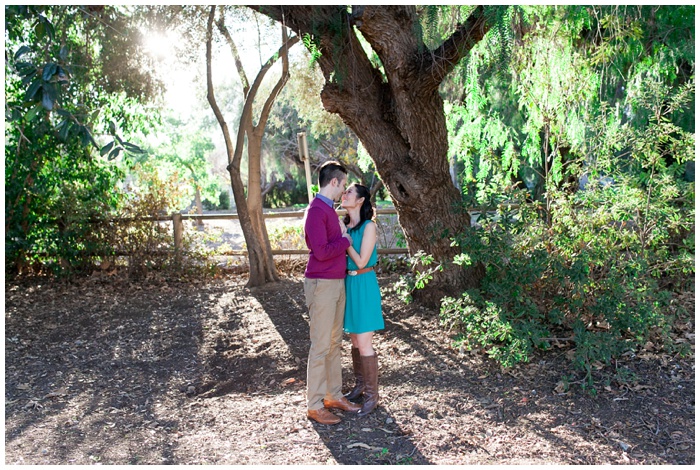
421, 6, 489, 89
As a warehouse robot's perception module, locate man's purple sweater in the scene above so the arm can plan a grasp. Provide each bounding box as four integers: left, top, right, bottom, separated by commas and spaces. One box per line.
304, 196, 351, 279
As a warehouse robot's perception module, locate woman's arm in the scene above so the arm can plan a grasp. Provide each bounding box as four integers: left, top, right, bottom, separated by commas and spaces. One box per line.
346, 222, 377, 269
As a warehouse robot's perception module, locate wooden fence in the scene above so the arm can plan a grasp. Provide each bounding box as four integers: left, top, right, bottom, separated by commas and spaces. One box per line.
169, 207, 410, 256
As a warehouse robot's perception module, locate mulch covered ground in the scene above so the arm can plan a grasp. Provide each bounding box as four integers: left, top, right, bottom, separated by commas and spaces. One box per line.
4, 269, 695, 464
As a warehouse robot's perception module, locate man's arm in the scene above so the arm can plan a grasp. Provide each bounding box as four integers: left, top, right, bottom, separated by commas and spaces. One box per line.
305, 206, 351, 261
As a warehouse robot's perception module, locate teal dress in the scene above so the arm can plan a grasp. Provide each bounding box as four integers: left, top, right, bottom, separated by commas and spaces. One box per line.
344, 220, 384, 334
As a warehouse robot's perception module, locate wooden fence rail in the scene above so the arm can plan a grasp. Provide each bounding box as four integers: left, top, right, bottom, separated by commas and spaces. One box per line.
154, 204, 515, 257
170, 207, 410, 256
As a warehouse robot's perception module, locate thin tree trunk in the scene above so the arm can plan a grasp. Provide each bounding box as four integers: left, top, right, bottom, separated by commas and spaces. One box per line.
194, 186, 204, 227
206, 6, 268, 287
207, 6, 298, 286
246, 136, 277, 282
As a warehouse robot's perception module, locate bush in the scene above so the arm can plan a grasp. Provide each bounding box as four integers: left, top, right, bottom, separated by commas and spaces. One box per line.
5, 139, 124, 276
108, 163, 219, 279
435, 176, 692, 387
202, 190, 231, 211
268, 224, 304, 251
264, 178, 309, 208
218, 190, 231, 210
428, 59, 695, 389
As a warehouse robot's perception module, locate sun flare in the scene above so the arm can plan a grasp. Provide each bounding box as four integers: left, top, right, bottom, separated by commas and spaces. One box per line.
142, 30, 177, 61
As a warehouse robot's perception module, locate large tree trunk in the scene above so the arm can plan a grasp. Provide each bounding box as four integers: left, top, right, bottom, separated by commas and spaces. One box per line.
253, 6, 492, 304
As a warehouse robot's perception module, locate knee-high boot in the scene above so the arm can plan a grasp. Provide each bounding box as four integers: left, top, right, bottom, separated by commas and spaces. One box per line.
358, 353, 378, 417
344, 347, 365, 402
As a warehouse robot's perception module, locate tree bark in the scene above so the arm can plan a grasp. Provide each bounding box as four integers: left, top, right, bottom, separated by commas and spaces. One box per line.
194, 186, 204, 227
252, 5, 492, 304
207, 6, 299, 287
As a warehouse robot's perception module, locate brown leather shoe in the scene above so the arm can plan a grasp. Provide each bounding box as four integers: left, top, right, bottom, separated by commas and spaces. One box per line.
307, 408, 341, 425
324, 396, 362, 412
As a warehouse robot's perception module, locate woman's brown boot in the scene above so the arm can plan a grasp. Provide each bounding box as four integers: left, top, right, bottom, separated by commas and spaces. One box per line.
358, 353, 378, 417
344, 347, 365, 403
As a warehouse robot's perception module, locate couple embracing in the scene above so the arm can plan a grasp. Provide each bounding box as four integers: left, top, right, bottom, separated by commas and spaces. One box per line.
303, 161, 385, 425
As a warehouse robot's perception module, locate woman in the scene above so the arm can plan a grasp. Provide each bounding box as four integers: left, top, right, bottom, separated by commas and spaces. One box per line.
340, 183, 384, 417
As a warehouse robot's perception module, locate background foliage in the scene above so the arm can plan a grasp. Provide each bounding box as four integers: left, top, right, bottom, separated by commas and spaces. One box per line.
5, 5, 159, 275
428, 5, 695, 388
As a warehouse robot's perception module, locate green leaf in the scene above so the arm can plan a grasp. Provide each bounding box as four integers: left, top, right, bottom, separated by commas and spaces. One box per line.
25, 78, 42, 101
123, 142, 145, 154
35, 21, 46, 40
14, 45, 30, 60
100, 141, 116, 157
41, 89, 53, 110
43, 81, 57, 101
44, 19, 55, 42
35, 15, 55, 42
108, 146, 123, 160
15, 61, 36, 76
58, 120, 71, 141
25, 102, 43, 121
20, 70, 37, 85
42, 62, 57, 81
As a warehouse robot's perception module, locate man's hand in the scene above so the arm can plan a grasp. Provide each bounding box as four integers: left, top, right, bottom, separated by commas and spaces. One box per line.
339, 219, 352, 244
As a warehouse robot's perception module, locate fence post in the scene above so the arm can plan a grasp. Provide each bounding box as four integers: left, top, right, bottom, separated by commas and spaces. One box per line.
297, 132, 313, 204
173, 212, 183, 255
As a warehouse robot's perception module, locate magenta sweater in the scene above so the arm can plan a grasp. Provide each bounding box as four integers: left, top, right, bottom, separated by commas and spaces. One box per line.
304, 197, 351, 279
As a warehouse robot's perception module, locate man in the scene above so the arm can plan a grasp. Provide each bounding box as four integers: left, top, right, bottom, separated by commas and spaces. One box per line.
303, 161, 361, 425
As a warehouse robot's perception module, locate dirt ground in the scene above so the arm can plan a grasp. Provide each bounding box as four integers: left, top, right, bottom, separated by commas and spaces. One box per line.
4, 267, 695, 465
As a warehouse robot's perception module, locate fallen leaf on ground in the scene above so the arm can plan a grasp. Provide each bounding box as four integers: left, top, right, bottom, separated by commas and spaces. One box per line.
347, 442, 371, 449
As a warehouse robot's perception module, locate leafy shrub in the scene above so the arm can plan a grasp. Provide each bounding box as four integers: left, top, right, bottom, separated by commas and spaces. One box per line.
431, 13, 695, 389
438, 177, 691, 387
202, 189, 231, 211
268, 224, 305, 251
108, 163, 206, 278
432, 73, 693, 384
5, 130, 125, 276
394, 251, 443, 303
264, 179, 309, 209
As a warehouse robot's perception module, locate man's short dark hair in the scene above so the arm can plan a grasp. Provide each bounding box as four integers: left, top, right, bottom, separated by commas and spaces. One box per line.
318, 161, 348, 188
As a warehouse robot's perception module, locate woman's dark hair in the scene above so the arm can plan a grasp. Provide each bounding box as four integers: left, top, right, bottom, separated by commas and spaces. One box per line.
343, 183, 375, 229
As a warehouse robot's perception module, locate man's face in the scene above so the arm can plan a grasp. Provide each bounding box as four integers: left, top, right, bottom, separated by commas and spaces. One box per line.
333, 176, 348, 201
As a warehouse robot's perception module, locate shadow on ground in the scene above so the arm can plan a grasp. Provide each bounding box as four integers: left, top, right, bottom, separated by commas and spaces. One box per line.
250, 276, 695, 465
4, 274, 694, 465
250, 278, 431, 464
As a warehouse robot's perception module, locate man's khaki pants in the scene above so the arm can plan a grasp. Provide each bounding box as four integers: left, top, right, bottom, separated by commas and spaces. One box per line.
304, 278, 345, 411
